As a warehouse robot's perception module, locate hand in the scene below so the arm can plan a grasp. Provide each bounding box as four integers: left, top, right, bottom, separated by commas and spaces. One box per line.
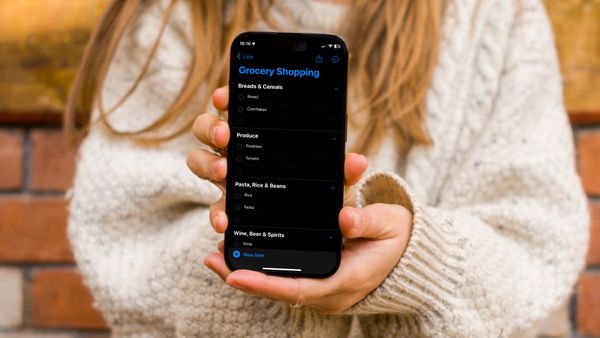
187, 87, 413, 314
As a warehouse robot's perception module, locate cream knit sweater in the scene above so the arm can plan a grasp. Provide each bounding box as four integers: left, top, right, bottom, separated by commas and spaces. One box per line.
67, 0, 590, 337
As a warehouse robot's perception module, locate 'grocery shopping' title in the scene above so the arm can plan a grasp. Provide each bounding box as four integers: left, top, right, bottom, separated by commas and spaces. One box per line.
238, 66, 320, 79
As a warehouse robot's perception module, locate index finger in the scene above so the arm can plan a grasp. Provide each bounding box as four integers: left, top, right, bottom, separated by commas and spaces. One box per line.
213, 86, 228, 111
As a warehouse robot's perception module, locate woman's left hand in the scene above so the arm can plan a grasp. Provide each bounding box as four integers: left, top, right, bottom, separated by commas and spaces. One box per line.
205, 202, 413, 314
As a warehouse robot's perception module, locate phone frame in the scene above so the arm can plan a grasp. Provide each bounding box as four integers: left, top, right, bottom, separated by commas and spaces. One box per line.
224, 32, 348, 278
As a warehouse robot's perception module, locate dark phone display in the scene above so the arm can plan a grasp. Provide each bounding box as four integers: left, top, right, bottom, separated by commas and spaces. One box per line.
224, 32, 348, 277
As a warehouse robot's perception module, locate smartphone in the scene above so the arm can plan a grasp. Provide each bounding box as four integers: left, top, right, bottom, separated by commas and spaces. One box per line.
224, 32, 348, 278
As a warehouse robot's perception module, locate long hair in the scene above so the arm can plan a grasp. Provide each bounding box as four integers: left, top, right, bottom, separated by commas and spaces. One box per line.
65, 0, 445, 154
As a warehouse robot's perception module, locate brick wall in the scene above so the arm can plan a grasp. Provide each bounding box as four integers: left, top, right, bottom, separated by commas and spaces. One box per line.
577, 133, 600, 337
0, 128, 109, 337
547, 0, 600, 334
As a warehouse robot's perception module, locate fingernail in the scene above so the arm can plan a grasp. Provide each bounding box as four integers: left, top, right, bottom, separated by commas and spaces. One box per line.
350, 208, 360, 227
210, 126, 219, 144
214, 158, 226, 179
210, 160, 219, 177
211, 215, 219, 229
216, 212, 225, 230
226, 278, 246, 291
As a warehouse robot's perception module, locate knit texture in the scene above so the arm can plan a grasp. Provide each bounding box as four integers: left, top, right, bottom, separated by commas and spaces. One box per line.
67, 0, 589, 337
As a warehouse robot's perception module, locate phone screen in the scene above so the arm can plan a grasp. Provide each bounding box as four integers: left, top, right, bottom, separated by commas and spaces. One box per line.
224, 32, 348, 277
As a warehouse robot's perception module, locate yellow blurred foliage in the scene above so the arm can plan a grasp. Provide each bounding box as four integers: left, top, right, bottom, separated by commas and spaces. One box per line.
544, 0, 600, 115
0, 0, 109, 118
0, 0, 598, 121
0, 0, 109, 41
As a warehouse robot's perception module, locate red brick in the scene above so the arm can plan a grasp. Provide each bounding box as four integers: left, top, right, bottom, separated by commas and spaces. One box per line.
0, 197, 73, 263
578, 132, 600, 195
0, 130, 23, 190
30, 268, 107, 329
577, 273, 600, 336
30, 129, 78, 191
589, 203, 600, 266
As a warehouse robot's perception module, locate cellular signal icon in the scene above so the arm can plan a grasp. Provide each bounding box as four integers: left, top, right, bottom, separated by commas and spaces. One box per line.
321, 44, 340, 49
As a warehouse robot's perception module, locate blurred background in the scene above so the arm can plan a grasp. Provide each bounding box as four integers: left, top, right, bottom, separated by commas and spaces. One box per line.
0, 1, 598, 337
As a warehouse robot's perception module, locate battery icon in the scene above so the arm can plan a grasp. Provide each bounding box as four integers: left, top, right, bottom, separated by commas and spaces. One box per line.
333, 44, 341, 49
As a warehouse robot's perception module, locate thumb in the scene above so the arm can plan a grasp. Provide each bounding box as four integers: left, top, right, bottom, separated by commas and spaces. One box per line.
339, 204, 412, 240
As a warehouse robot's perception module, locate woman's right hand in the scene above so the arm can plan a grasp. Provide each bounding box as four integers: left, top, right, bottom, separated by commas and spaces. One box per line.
187, 86, 368, 234
187, 87, 415, 314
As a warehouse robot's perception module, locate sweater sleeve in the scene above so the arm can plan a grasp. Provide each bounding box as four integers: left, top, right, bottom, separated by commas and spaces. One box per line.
347, 2, 590, 337
68, 129, 222, 335
66, 2, 223, 335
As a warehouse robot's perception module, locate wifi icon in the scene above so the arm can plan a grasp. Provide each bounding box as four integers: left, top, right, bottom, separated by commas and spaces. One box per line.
328, 44, 333, 48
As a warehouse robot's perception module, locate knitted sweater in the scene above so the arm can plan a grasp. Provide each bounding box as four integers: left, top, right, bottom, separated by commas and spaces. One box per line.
67, 0, 590, 337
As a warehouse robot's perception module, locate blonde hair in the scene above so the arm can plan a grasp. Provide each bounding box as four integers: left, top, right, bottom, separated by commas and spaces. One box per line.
65, 0, 445, 154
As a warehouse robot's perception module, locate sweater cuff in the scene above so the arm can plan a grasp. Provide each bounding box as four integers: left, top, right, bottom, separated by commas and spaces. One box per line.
347, 171, 465, 319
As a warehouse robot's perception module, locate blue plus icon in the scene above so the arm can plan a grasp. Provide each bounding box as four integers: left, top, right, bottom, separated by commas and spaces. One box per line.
232, 250, 241, 259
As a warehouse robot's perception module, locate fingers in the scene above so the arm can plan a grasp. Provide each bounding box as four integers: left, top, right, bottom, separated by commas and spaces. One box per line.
187, 148, 227, 181
225, 270, 330, 306
339, 204, 412, 240
204, 252, 232, 282
344, 153, 368, 186
209, 197, 228, 233
192, 113, 230, 149
212, 86, 229, 111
